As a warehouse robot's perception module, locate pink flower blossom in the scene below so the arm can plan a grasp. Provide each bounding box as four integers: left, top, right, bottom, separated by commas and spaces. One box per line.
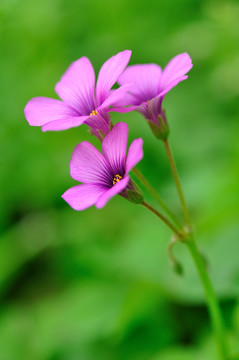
117, 53, 193, 138
62, 122, 143, 210
24, 51, 132, 139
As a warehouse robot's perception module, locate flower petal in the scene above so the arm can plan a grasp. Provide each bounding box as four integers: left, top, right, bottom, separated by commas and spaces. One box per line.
118, 64, 162, 104
62, 184, 106, 211
102, 122, 128, 175
108, 105, 138, 113
125, 138, 144, 173
105, 89, 138, 111
145, 74, 189, 118
70, 141, 112, 185
96, 50, 132, 106
96, 175, 129, 209
55, 57, 96, 115
160, 53, 192, 90
42, 115, 89, 132
107, 91, 140, 108
158, 75, 189, 98
98, 84, 132, 110
24, 97, 80, 126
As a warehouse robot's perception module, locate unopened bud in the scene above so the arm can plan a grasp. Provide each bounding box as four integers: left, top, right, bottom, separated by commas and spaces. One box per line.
172, 261, 184, 276
148, 114, 169, 141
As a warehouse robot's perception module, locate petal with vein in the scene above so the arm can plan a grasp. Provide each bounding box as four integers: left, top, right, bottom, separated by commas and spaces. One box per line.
102, 122, 128, 175
96, 50, 131, 106
98, 84, 132, 110
125, 138, 144, 174
55, 57, 96, 115
24, 97, 79, 126
42, 115, 89, 132
158, 75, 189, 98
118, 64, 162, 103
70, 141, 112, 185
160, 53, 192, 90
62, 184, 106, 211
108, 105, 138, 113
108, 90, 140, 109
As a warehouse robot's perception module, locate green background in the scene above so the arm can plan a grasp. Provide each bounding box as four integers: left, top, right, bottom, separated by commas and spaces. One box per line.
0, 0, 239, 359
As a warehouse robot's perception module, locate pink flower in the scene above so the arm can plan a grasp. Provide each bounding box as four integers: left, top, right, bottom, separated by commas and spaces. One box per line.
24, 51, 132, 139
117, 53, 193, 139
62, 122, 143, 210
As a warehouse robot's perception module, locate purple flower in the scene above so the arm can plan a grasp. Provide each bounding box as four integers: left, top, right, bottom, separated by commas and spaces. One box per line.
117, 53, 193, 139
24, 50, 132, 139
62, 122, 143, 210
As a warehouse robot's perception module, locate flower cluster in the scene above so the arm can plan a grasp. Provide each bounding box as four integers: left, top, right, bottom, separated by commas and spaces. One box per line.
25, 51, 192, 210
25, 53, 234, 360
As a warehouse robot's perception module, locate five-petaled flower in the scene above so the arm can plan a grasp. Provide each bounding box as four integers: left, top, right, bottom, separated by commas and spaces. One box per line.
62, 122, 143, 210
117, 53, 193, 139
24, 50, 132, 139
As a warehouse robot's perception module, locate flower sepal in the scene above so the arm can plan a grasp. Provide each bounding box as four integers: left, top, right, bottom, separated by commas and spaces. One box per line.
148, 114, 169, 141
122, 179, 144, 204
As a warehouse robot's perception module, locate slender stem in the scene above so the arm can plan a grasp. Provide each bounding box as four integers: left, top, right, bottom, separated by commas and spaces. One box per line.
143, 195, 229, 358
133, 167, 182, 229
163, 139, 191, 226
160, 136, 229, 358
142, 201, 183, 238
168, 236, 179, 264
186, 237, 229, 360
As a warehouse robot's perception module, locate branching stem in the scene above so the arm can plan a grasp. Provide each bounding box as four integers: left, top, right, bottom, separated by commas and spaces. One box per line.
133, 167, 182, 229
142, 201, 183, 238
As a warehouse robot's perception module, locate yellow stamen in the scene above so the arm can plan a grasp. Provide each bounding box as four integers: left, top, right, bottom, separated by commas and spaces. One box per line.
90, 110, 98, 116
147, 100, 150, 104
113, 174, 122, 185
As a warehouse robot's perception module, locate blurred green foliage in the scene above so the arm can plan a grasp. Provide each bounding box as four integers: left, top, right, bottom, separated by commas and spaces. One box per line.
0, 0, 239, 359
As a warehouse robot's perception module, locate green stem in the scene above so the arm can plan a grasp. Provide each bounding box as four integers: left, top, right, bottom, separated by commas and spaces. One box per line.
133, 167, 182, 229
186, 237, 229, 360
142, 201, 183, 238
163, 139, 191, 226
161, 138, 229, 358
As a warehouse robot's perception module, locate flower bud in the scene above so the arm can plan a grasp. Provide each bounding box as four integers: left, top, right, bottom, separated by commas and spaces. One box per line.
148, 113, 169, 141
171, 261, 184, 276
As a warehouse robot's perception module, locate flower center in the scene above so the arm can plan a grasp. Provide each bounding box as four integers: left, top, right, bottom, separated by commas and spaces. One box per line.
90, 110, 98, 116
113, 174, 122, 185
